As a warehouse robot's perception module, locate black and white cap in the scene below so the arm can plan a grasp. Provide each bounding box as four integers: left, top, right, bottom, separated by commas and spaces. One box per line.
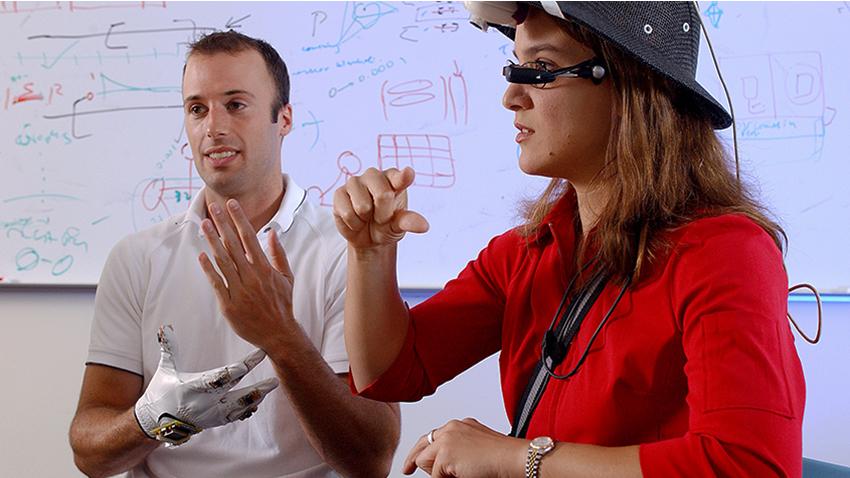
464, 1, 732, 130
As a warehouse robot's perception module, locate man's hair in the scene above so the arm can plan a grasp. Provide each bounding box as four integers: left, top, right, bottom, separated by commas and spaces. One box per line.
185, 30, 290, 123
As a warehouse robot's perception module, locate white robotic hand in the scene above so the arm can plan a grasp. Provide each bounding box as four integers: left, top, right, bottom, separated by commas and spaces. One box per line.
134, 325, 279, 447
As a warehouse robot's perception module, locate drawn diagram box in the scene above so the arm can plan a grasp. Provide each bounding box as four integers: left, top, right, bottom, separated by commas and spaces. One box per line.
722, 51, 826, 121
377, 133, 455, 188
0, 2, 62, 15
720, 51, 833, 161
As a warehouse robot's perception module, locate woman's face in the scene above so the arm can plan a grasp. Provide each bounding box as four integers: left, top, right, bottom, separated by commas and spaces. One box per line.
503, 8, 614, 185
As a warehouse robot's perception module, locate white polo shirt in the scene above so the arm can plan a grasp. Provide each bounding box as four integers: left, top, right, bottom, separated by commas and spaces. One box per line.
87, 175, 347, 478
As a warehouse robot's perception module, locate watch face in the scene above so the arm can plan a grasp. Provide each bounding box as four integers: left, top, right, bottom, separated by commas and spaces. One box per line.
531, 436, 554, 450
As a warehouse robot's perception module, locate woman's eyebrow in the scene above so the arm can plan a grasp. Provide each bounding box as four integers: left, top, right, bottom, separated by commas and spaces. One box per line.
512, 43, 561, 60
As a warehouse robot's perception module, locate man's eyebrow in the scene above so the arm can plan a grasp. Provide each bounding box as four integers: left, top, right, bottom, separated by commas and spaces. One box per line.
223, 89, 255, 98
183, 90, 255, 104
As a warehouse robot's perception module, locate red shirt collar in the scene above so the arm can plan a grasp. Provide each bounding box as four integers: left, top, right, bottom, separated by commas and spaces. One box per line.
528, 186, 579, 246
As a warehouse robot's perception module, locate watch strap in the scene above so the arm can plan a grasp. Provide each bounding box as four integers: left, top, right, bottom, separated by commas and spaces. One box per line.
525, 438, 554, 478
525, 446, 542, 478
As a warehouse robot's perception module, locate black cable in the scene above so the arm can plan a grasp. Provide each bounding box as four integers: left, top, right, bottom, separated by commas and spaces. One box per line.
541, 274, 632, 380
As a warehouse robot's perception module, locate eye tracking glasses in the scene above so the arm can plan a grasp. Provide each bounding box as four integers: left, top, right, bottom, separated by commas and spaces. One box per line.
503, 57, 607, 87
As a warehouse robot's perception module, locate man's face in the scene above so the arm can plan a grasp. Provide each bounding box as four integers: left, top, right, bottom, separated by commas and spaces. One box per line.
182, 49, 292, 199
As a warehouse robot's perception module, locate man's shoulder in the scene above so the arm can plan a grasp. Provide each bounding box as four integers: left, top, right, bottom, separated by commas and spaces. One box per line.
290, 199, 344, 246
111, 210, 193, 257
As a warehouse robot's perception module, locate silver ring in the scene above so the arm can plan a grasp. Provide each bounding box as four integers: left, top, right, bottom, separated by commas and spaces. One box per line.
426, 429, 435, 444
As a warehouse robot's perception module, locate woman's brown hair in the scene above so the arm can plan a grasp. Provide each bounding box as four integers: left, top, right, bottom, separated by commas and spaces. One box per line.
519, 15, 786, 284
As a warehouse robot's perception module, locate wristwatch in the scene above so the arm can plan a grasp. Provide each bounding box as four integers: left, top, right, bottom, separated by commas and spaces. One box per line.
525, 436, 555, 478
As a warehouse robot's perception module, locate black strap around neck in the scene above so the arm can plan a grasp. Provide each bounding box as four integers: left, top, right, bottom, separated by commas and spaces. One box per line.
509, 270, 609, 438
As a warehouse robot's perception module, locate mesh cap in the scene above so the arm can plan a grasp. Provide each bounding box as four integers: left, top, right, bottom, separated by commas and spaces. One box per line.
465, 1, 732, 130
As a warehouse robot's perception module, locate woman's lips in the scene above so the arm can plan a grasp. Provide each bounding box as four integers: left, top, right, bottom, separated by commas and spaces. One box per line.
515, 124, 534, 143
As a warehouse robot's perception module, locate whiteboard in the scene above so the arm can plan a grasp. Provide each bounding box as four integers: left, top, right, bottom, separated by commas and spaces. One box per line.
0, 2, 847, 291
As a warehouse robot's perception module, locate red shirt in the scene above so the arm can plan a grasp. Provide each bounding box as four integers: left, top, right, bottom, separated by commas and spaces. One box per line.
359, 190, 805, 477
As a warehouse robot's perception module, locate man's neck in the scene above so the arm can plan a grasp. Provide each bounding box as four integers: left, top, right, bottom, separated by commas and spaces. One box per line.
205, 179, 285, 233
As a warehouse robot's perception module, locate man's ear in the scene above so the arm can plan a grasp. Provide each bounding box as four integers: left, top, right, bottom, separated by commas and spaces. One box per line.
277, 103, 293, 137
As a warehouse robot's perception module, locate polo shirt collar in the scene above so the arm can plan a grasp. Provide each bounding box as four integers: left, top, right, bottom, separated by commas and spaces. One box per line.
186, 174, 306, 238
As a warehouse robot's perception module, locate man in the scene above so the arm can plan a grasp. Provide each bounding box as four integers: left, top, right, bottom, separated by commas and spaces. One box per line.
69, 31, 400, 478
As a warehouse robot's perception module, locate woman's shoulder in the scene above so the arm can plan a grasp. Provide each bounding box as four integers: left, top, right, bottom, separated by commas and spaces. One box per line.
670, 212, 778, 251
661, 212, 785, 282
658, 213, 789, 336
457, 225, 547, 289
474, 226, 529, 266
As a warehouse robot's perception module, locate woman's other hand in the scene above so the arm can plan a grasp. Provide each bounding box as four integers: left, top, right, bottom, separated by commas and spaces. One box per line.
404, 418, 526, 478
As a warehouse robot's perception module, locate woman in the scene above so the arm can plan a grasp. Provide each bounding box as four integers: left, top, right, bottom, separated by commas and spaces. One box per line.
332, 2, 805, 477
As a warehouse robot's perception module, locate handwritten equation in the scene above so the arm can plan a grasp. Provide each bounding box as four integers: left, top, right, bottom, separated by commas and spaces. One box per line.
1, 215, 90, 277
399, 2, 466, 42
1, 2, 166, 15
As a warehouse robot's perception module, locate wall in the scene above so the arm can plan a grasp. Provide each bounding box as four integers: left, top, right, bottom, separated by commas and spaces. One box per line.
0, 289, 847, 477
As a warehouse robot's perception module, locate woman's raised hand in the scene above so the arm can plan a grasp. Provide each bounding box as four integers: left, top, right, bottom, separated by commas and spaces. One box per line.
332, 167, 429, 250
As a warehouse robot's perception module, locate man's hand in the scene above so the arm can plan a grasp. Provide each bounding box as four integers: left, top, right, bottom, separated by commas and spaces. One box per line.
134, 325, 279, 445
198, 199, 295, 351
332, 167, 430, 250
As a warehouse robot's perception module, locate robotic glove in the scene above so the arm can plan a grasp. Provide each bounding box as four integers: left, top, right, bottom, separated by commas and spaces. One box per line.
134, 325, 279, 447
